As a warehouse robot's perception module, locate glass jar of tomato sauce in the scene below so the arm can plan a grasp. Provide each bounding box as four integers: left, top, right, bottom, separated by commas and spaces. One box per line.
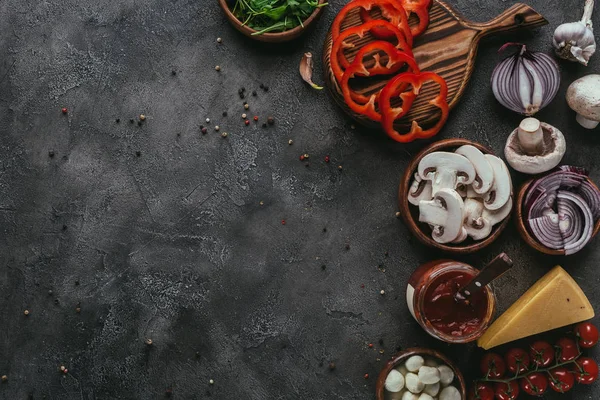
406, 259, 496, 344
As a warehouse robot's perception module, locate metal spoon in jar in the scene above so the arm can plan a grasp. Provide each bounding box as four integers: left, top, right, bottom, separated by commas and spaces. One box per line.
454, 253, 514, 304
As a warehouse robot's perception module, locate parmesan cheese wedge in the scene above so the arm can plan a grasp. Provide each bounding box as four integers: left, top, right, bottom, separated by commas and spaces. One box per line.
478, 266, 594, 349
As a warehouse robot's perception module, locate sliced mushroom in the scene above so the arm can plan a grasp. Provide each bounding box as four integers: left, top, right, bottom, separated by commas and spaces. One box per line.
566, 74, 600, 129
455, 145, 494, 194
408, 173, 433, 206
418, 152, 476, 196
463, 198, 491, 240
483, 155, 512, 211
483, 196, 513, 226
418, 189, 465, 244
505, 118, 566, 174
451, 227, 468, 243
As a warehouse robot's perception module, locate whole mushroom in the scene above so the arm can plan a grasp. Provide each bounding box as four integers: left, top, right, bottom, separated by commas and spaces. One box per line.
567, 74, 600, 129
504, 118, 566, 174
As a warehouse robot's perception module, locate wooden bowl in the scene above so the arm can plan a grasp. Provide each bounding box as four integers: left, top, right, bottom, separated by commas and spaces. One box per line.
515, 177, 600, 255
376, 348, 467, 400
218, 0, 326, 43
398, 138, 512, 254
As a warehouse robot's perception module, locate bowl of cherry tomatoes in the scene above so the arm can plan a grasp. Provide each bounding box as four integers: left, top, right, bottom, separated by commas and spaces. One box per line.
471, 322, 599, 399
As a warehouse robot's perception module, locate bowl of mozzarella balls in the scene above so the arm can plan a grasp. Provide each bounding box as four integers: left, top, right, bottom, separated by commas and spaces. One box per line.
376, 348, 466, 400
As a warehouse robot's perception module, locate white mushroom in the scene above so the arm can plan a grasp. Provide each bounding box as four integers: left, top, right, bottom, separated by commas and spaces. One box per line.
483, 196, 513, 225
417, 394, 434, 400
418, 152, 476, 195
405, 372, 425, 394
438, 365, 455, 387
405, 356, 425, 372
483, 155, 512, 211
401, 392, 419, 400
418, 366, 440, 385
386, 370, 405, 393
419, 189, 465, 243
463, 198, 490, 240
424, 382, 440, 397
504, 118, 566, 174
439, 386, 461, 400
566, 74, 600, 128
451, 227, 468, 244
408, 173, 433, 206
424, 359, 439, 368
455, 145, 494, 194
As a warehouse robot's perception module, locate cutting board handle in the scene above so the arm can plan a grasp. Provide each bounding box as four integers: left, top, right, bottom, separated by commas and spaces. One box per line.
468, 3, 548, 38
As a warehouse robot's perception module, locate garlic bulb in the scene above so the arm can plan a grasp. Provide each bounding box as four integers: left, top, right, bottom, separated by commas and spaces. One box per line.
553, 0, 596, 65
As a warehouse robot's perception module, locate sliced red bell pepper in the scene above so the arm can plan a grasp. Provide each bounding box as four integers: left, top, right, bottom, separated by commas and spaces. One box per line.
332, 0, 412, 47
379, 71, 449, 143
331, 19, 413, 85
359, 0, 431, 39
340, 43, 418, 121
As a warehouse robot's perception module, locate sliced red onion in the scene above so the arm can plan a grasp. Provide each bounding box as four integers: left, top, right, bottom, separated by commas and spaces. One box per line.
578, 180, 600, 219
491, 43, 560, 116
528, 213, 564, 249
559, 165, 589, 176
557, 191, 593, 255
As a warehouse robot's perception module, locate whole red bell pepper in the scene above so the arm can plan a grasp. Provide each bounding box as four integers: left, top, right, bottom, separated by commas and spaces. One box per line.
340, 43, 419, 120
378, 71, 449, 142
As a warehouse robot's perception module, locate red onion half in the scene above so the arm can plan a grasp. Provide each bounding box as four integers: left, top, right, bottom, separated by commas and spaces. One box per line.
491, 43, 560, 116
524, 166, 600, 255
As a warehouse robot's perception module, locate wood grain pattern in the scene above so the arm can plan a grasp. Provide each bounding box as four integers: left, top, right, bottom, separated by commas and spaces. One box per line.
323, 1, 547, 130
398, 139, 512, 254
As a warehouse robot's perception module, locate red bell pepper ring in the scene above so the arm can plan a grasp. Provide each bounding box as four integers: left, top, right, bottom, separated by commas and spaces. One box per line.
379, 71, 449, 143
332, 0, 413, 47
341, 44, 418, 121
331, 19, 413, 85
359, 0, 431, 39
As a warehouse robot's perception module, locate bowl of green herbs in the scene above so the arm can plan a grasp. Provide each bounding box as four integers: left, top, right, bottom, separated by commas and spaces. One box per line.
219, 0, 327, 43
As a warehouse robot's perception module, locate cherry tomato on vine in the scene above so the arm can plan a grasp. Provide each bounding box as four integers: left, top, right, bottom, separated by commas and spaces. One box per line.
480, 353, 506, 378
494, 380, 519, 400
468, 382, 494, 400
572, 357, 599, 384
520, 372, 548, 396
574, 322, 599, 348
556, 337, 579, 362
505, 348, 530, 375
548, 367, 575, 393
530, 341, 554, 367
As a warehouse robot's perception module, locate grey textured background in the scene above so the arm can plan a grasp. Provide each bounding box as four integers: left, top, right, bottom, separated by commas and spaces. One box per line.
0, 0, 599, 399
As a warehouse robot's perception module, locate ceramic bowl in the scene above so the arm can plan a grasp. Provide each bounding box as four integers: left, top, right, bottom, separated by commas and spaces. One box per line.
218, 0, 326, 43
515, 176, 600, 255
375, 347, 467, 400
398, 138, 512, 254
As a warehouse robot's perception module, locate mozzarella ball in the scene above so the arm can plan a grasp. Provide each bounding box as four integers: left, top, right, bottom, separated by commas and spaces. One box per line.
418, 366, 440, 385
438, 365, 455, 387
424, 358, 439, 368
405, 356, 425, 372
418, 394, 434, 400
405, 373, 424, 394
385, 370, 405, 393
439, 386, 461, 400
395, 364, 409, 376
401, 392, 419, 400
424, 382, 440, 397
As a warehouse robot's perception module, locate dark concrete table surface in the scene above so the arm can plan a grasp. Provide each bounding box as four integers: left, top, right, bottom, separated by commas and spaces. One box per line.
1, 0, 599, 399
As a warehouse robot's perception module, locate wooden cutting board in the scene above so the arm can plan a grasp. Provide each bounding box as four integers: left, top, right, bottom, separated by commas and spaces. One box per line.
323, 1, 547, 130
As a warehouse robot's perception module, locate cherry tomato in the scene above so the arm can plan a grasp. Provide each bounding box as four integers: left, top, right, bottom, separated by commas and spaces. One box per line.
505, 348, 530, 375
556, 337, 579, 362
572, 357, 599, 384
530, 341, 554, 368
575, 322, 599, 348
480, 353, 506, 378
494, 380, 519, 400
520, 372, 548, 396
468, 382, 495, 400
548, 367, 575, 393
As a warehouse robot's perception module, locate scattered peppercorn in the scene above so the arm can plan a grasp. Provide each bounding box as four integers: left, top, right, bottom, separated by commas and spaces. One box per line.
48, 290, 53, 296
305, 163, 310, 167
215, 65, 221, 71
48, 151, 55, 158
368, 343, 373, 348
324, 155, 330, 163
262, 123, 267, 128
345, 244, 350, 250
1, 375, 7, 382
130, 119, 135, 124
75, 280, 79, 286
267, 116, 275, 125
171, 70, 176, 76
361, 284, 365, 289
263, 86, 269, 92
281, 220, 286, 225
321, 265, 326, 270
384, 251, 389, 257
259, 201, 264, 206
165, 388, 173, 397
288, 139, 293, 145
350, 124, 356, 130
323, 227, 327, 232
201, 128, 208, 134
139, 114, 146, 121
244, 120, 250, 126
217, 37, 222, 43
380, 290, 385, 295
253, 116, 258, 122
209, 379, 214, 385
242, 113, 247, 119
379, 349, 385, 354
364, 374, 369, 379
136, 151, 141, 157
299, 155, 305, 161
75, 307, 81, 313
252, 91, 257, 96
61, 107, 68, 114
241, 87, 246, 92
244, 104, 249, 110
395, 211, 401, 218
214, 126, 220, 131
239, 93, 245, 99
54, 299, 59, 305
137, 121, 142, 126
338, 165, 343, 170
24, 310, 29, 316
221, 132, 228, 138
329, 362, 336, 371
206, 118, 210, 123
260, 83, 264, 89
195, 351, 200, 358
145, 338, 153, 346
60, 366, 66, 372
222, 111, 227, 117
379, 339, 384, 346
115, 118, 120, 123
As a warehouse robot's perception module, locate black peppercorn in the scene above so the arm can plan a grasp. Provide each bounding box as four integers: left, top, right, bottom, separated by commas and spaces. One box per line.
321, 265, 326, 270
48, 151, 55, 158
130, 119, 135, 124
171, 70, 176, 76
222, 111, 227, 117
267, 116, 275, 125
259, 83, 264, 89
345, 244, 350, 250
263, 86, 269, 92
262, 123, 267, 128
115, 118, 120, 123
329, 362, 336, 371
136, 151, 141, 157
252, 91, 257, 96
137, 121, 142, 126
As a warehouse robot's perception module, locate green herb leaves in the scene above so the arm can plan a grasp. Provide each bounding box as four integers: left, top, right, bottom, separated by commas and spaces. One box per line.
233, 0, 327, 35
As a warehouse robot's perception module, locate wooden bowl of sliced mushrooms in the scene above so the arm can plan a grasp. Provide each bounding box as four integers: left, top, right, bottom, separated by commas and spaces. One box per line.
398, 139, 513, 254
